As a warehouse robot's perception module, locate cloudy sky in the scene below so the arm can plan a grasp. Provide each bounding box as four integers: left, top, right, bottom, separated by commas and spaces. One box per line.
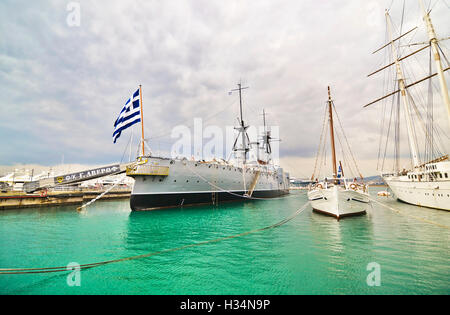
0, 0, 449, 178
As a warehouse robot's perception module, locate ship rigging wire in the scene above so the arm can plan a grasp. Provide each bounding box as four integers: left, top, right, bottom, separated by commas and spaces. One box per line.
374, 6, 450, 173
368, 197, 450, 230
0, 202, 310, 275
184, 163, 288, 201
311, 96, 363, 182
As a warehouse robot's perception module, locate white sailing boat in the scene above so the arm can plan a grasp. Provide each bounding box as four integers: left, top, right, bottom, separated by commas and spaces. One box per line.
308, 87, 370, 220
365, 1, 450, 211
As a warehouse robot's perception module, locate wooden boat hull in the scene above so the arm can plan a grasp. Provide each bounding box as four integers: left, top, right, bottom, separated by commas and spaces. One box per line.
308, 186, 369, 219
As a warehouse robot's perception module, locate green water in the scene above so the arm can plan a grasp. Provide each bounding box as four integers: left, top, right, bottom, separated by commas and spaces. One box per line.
0, 189, 448, 295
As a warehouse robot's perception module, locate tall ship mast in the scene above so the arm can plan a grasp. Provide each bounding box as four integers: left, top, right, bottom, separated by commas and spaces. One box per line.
365, 0, 450, 211
126, 82, 290, 211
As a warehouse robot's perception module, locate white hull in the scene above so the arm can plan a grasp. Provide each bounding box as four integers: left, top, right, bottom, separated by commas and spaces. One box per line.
384, 176, 450, 211
308, 186, 369, 219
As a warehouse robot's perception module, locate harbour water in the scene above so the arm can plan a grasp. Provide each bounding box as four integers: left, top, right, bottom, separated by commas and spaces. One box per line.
0, 187, 448, 295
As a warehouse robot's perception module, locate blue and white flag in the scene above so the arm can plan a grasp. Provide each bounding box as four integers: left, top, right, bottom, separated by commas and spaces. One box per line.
113, 88, 141, 143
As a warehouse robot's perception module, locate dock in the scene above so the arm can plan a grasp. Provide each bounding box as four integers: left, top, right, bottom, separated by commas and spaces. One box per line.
0, 188, 131, 210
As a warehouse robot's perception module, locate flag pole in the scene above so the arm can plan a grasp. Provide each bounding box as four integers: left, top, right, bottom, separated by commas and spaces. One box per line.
139, 85, 145, 157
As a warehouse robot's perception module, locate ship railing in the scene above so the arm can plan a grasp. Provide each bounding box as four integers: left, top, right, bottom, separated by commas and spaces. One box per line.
126, 165, 169, 176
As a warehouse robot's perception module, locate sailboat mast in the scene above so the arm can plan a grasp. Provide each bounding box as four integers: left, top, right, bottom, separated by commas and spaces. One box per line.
386, 11, 420, 168
419, 0, 450, 128
327, 86, 338, 182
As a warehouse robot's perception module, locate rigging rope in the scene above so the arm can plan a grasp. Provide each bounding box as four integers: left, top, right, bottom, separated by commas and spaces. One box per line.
368, 197, 449, 229
184, 163, 288, 201
0, 201, 310, 275
381, 90, 396, 172
311, 104, 329, 180
332, 103, 364, 179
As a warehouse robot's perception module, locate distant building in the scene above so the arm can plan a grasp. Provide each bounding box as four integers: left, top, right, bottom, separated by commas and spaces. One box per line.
290, 177, 313, 188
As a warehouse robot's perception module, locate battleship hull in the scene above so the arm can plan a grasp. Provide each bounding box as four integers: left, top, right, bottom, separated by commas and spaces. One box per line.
130, 189, 286, 211
128, 157, 290, 211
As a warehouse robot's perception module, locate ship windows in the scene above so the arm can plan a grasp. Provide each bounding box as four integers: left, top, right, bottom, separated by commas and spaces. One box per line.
439, 173, 443, 178
445, 173, 448, 178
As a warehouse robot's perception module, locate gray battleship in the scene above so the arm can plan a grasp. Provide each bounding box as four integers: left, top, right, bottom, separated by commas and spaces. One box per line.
126, 83, 290, 211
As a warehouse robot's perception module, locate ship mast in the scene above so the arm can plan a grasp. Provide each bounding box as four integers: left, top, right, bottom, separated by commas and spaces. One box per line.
231, 82, 250, 165
386, 11, 421, 168
419, 0, 450, 129
327, 86, 338, 183
262, 109, 272, 155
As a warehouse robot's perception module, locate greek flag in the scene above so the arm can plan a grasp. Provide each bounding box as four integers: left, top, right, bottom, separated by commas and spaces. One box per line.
113, 88, 141, 143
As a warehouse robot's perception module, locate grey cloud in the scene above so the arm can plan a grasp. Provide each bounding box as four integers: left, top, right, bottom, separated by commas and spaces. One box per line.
0, 0, 448, 176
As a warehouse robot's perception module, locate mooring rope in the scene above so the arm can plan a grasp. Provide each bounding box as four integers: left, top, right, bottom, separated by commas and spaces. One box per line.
368, 196, 449, 229
0, 202, 310, 275
75, 160, 141, 211
76, 175, 125, 211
